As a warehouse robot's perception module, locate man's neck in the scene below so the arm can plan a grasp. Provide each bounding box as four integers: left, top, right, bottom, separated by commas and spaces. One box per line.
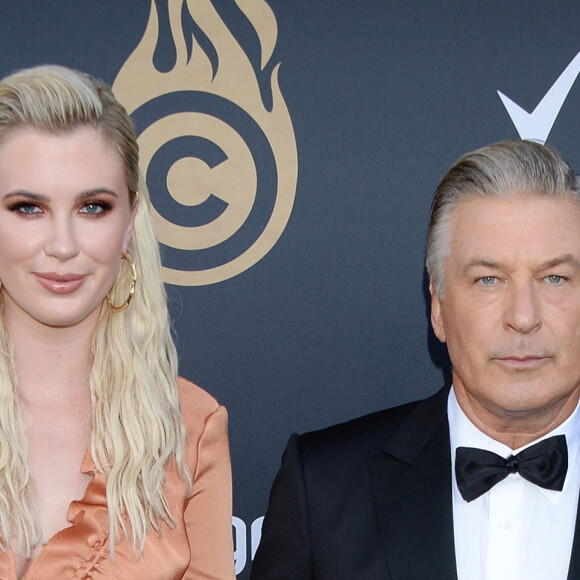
453, 384, 580, 449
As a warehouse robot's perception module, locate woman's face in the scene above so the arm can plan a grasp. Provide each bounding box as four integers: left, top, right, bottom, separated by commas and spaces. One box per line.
0, 126, 137, 329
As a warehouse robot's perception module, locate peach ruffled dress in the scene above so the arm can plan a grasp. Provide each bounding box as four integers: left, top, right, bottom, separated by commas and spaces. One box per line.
0, 378, 235, 579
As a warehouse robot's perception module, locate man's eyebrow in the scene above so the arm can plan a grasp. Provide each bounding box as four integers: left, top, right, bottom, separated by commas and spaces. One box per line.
537, 254, 580, 270
460, 254, 580, 276
461, 258, 501, 275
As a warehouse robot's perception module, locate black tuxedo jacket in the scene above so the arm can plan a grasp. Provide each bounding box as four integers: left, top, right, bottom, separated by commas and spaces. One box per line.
250, 386, 580, 579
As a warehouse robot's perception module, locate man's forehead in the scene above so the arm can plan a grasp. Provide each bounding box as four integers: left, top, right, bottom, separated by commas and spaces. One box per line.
448, 192, 580, 223
446, 194, 580, 264
459, 254, 580, 274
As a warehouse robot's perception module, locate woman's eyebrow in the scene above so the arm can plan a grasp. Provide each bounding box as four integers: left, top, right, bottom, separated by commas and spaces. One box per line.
2, 190, 49, 202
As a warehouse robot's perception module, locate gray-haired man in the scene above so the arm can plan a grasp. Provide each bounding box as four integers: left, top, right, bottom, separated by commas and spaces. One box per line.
252, 140, 580, 580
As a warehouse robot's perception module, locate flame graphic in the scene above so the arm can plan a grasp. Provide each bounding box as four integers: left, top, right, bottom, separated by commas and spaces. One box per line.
113, 0, 298, 285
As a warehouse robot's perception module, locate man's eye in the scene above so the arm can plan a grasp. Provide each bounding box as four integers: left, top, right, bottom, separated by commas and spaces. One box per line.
478, 276, 497, 285
546, 275, 564, 285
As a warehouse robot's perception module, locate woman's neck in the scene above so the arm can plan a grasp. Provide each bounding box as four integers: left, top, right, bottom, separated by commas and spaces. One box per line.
5, 305, 98, 403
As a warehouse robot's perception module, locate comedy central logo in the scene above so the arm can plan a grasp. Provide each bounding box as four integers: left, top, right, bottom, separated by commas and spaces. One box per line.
113, 0, 298, 286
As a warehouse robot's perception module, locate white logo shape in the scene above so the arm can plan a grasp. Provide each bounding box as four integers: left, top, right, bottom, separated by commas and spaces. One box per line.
498, 50, 580, 144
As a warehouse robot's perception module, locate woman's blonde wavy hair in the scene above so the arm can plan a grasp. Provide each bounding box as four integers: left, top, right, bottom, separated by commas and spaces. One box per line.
0, 65, 191, 558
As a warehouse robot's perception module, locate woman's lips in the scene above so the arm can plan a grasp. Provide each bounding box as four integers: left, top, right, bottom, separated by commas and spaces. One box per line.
33, 272, 87, 294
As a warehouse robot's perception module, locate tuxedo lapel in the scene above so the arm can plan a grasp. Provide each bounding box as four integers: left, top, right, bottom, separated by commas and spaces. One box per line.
368, 387, 458, 580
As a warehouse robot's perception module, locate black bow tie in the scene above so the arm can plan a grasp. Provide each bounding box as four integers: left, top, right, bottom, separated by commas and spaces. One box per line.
455, 434, 568, 502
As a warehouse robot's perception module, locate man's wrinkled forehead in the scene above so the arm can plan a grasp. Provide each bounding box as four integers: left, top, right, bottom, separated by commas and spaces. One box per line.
444, 192, 580, 260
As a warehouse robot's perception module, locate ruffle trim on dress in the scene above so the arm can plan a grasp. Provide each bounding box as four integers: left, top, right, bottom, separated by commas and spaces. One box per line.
71, 535, 109, 579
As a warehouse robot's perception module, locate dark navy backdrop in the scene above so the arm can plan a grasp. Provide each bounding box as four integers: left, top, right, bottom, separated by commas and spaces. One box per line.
1, 1, 580, 577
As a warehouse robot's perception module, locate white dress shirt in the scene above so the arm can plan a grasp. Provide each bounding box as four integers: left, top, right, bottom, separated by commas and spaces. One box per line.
448, 387, 580, 580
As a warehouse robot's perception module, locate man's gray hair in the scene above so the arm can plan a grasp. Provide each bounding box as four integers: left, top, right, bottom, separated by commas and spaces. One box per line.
426, 140, 580, 297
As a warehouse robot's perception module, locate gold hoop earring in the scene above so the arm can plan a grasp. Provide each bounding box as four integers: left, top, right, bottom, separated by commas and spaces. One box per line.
106, 252, 137, 312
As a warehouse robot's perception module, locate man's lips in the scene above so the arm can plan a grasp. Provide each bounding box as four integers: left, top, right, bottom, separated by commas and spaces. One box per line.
493, 355, 550, 369
33, 272, 88, 294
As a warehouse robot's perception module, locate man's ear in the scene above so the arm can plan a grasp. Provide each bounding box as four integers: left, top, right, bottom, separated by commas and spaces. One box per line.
429, 281, 446, 343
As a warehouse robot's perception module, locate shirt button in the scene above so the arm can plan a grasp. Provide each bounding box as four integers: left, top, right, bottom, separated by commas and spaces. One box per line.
498, 518, 511, 530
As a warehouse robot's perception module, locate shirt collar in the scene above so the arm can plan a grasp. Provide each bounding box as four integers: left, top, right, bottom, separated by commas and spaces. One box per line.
448, 385, 580, 504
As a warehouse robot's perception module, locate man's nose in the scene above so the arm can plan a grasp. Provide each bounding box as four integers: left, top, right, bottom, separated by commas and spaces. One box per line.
503, 280, 542, 334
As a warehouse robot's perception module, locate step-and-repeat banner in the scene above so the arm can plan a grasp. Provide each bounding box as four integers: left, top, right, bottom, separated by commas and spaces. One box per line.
2, 1, 580, 577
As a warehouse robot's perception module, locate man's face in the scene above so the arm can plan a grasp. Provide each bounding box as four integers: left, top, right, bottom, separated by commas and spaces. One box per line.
430, 194, 580, 431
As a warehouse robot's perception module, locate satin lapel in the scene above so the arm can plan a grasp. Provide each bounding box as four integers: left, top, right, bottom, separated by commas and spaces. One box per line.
567, 491, 580, 579
368, 387, 458, 580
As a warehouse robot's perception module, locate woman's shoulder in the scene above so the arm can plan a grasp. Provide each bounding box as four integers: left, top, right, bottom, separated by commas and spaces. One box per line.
176, 376, 227, 434
175, 377, 230, 480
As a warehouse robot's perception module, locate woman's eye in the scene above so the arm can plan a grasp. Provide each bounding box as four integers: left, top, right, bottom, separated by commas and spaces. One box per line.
11, 202, 42, 215
80, 201, 111, 215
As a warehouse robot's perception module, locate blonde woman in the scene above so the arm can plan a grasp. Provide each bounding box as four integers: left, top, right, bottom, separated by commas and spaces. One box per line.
0, 65, 234, 579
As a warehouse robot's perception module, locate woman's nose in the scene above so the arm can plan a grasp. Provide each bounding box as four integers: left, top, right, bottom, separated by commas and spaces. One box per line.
43, 218, 80, 262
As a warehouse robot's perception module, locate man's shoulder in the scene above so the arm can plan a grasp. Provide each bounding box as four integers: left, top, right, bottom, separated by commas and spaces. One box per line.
296, 386, 448, 465
300, 399, 415, 450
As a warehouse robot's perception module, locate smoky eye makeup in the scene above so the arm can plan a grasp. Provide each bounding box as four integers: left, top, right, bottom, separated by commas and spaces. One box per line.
79, 199, 114, 215
2, 192, 46, 215
7, 200, 43, 215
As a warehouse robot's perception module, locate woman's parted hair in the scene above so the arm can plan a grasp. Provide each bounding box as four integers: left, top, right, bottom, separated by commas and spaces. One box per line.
426, 140, 580, 298
0, 65, 190, 557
